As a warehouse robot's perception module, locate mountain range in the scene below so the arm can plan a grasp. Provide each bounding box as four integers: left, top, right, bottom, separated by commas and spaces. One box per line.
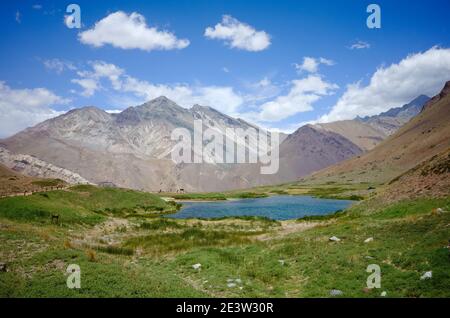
0, 90, 432, 192
306, 81, 450, 187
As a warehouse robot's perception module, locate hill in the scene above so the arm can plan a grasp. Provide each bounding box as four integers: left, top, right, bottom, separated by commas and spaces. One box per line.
306, 81, 450, 185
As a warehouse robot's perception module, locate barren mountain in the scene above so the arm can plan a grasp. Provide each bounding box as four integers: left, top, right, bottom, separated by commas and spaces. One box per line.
306, 82, 450, 185
378, 148, 450, 203
0, 146, 90, 184
275, 124, 363, 182
358, 95, 430, 135
2, 95, 366, 192
315, 95, 430, 151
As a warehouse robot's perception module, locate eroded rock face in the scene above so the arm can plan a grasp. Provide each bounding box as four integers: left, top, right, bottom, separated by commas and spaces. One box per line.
2, 93, 427, 192
0, 147, 91, 184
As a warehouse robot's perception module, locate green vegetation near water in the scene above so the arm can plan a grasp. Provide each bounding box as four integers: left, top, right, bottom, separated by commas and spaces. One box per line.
0, 183, 449, 297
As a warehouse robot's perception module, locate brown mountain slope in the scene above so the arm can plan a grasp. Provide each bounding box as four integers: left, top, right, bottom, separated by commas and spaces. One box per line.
0, 163, 66, 196
314, 120, 386, 151
306, 81, 450, 185
377, 148, 450, 203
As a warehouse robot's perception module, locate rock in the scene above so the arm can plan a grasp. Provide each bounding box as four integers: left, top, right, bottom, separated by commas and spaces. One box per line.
0, 262, 6, 272
329, 236, 341, 242
278, 260, 285, 266
235, 278, 242, 284
364, 237, 374, 243
420, 271, 432, 280
380, 291, 387, 297
330, 289, 343, 296
192, 263, 201, 270
227, 283, 236, 288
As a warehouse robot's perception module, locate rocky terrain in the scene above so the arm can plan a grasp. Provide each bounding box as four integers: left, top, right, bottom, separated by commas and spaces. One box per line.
0, 91, 433, 192
306, 82, 450, 185
315, 95, 430, 151
0, 146, 90, 185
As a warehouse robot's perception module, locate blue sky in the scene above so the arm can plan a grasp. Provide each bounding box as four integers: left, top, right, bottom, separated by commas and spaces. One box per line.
1, 0, 450, 137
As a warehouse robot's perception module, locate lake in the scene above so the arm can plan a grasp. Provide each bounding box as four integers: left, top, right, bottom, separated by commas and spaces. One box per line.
166, 195, 355, 220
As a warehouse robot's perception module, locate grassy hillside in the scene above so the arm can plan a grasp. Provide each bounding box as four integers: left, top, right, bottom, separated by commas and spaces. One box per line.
0, 185, 178, 225
1, 182, 449, 297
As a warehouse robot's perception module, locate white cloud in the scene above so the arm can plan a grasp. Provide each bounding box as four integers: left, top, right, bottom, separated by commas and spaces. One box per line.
222, 67, 230, 73
320, 46, 450, 122
43, 59, 76, 74
349, 40, 370, 50
15, 11, 21, 23
72, 61, 244, 115
0, 82, 68, 138
255, 75, 338, 122
71, 78, 99, 97
294, 57, 334, 73
32, 4, 42, 10
204, 15, 271, 52
79, 11, 190, 51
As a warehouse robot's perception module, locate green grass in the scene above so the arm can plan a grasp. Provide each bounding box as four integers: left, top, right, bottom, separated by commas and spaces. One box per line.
169, 191, 268, 201
1, 182, 449, 298
31, 179, 65, 187
0, 185, 177, 225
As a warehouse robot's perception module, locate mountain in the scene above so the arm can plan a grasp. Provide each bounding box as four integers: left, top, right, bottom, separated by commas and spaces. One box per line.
314, 120, 386, 151
1, 95, 364, 191
1, 88, 434, 192
305, 82, 450, 185
314, 95, 430, 151
0, 146, 90, 184
378, 148, 450, 202
357, 94, 430, 135
275, 125, 363, 181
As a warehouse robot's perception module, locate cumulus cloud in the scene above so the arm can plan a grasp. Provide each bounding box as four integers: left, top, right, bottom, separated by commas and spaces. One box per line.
79, 11, 190, 51
72, 61, 244, 115
320, 46, 450, 122
255, 75, 338, 122
43, 58, 76, 74
349, 40, 370, 50
0, 82, 68, 137
294, 57, 334, 73
204, 15, 271, 51
71, 78, 99, 97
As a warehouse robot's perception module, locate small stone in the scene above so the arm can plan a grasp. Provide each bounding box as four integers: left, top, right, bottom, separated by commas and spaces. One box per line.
227, 283, 236, 288
420, 271, 432, 280
192, 263, 201, 270
364, 237, 374, 243
278, 260, 285, 265
235, 278, 242, 284
330, 289, 343, 296
380, 291, 387, 297
329, 236, 341, 242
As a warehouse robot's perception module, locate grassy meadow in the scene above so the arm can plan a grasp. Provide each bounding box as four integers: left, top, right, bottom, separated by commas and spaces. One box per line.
0, 183, 449, 297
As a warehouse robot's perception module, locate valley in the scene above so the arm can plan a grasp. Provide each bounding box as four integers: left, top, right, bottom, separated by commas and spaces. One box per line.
0, 82, 449, 298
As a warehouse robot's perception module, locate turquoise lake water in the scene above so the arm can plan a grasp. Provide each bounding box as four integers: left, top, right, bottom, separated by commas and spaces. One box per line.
167, 195, 355, 220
